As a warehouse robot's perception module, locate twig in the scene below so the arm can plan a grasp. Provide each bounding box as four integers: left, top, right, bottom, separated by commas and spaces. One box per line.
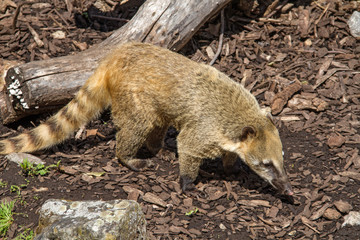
209, 9, 225, 66
105, 0, 117, 7
0, 13, 12, 20
264, 0, 280, 18
314, 68, 350, 89
303, 221, 320, 234
26, 22, 44, 47
267, 0, 289, 18
49, 14, 65, 30
12, 1, 33, 29
313, 1, 335, 12
315, 2, 330, 25
53, 8, 71, 27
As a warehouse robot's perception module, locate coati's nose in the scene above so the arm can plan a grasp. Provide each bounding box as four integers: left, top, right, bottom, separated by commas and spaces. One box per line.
272, 178, 293, 196
283, 182, 294, 196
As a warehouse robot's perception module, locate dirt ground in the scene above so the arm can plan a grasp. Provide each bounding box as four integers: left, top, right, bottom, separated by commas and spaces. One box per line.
1, 0, 360, 239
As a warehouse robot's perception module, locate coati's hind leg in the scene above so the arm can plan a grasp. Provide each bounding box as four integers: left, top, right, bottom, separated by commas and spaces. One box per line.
145, 125, 168, 156
114, 115, 157, 171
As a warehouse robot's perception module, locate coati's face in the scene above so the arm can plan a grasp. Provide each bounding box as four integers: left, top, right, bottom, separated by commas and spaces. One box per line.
240, 124, 293, 196
222, 118, 293, 196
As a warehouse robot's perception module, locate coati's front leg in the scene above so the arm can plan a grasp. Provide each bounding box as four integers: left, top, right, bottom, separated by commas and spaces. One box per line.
222, 152, 240, 175
178, 153, 203, 192
177, 129, 204, 192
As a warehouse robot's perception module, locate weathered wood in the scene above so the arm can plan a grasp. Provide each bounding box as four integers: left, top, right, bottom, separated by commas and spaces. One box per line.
1, 0, 231, 124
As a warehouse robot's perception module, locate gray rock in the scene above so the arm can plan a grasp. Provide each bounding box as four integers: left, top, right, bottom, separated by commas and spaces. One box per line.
5, 152, 45, 165
342, 211, 360, 227
34, 199, 146, 240
348, 11, 360, 37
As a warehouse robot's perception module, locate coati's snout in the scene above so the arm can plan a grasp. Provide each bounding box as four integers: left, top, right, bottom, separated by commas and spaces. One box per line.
244, 153, 294, 196
249, 125, 293, 196
271, 174, 293, 196
251, 158, 294, 196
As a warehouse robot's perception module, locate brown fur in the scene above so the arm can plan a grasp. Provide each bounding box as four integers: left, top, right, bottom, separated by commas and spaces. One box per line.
0, 42, 293, 195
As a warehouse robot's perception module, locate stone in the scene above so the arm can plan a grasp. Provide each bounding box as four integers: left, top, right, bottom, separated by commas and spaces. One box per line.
348, 11, 360, 37
5, 152, 45, 165
34, 199, 146, 240
219, 223, 226, 230
342, 211, 360, 227
327, 134, 346, 148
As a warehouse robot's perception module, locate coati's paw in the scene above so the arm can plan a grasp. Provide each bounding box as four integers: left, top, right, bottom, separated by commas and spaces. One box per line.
180, 175, 196, 192
156, 149, 176, 161
119, 158, 153, 171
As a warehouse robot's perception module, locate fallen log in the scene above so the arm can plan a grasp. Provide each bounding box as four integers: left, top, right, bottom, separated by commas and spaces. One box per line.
1, 0, 231, 124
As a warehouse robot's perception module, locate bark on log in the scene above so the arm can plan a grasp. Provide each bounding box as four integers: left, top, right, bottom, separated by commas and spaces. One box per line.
1, 0, 231, 124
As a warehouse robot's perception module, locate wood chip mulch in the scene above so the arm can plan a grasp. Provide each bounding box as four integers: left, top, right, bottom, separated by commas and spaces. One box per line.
1, 0, 360, 239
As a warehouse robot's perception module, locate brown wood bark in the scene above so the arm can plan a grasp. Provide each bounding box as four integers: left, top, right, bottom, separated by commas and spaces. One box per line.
1, 0, 231, 124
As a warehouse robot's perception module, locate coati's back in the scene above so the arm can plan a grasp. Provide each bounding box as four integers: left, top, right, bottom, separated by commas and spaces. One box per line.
104, 43, 261, 128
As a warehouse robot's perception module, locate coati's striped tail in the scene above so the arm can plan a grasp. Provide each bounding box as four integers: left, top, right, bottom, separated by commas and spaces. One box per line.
0, 64, 112, 154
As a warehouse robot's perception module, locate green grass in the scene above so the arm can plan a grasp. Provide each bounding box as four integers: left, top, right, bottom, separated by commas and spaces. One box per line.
14, 228, 34, 240
185, 207, 199, 216
0, 180, 7, 188
20, 159, 60, 177
0, 200, 15, 237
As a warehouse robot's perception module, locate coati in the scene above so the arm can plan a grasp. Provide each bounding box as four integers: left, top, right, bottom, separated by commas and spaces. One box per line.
0, 42, 293, 196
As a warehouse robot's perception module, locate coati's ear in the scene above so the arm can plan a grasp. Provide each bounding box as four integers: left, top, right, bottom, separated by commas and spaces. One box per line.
240, 126, 256, 141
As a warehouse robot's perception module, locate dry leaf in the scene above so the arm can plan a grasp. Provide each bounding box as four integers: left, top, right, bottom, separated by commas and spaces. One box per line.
86, 129, 98, 137
85, 172, 105, 177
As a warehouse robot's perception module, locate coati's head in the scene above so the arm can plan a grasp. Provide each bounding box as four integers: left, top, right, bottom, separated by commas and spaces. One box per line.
222, 110, 294, 196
